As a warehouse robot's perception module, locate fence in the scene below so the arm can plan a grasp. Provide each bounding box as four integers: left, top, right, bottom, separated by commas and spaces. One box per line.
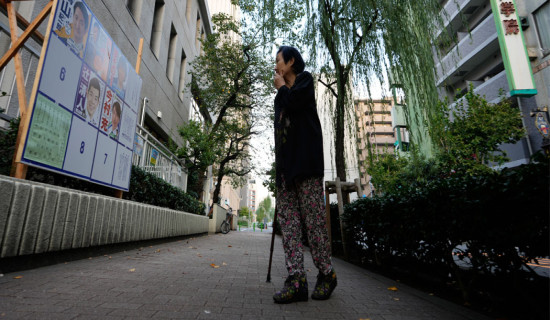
133, 124, 188, 192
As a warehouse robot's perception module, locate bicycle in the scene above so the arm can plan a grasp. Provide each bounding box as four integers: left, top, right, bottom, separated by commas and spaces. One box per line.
220, 207, 233, 234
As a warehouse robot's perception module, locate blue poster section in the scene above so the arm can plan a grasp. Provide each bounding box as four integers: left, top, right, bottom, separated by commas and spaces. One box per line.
21, 0, 142, 191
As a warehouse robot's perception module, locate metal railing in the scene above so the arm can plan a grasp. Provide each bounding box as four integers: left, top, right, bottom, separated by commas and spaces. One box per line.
132, 124, 188, 191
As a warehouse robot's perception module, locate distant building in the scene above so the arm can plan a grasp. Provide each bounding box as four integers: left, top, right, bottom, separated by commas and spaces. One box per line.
355, 98, 397, 197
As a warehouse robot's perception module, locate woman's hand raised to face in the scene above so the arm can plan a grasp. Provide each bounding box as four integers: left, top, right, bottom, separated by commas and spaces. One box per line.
274, 69, 286, 90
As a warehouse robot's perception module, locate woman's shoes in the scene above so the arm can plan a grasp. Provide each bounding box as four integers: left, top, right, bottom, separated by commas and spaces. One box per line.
311, 270, 337, 300
273, 274, 309, 304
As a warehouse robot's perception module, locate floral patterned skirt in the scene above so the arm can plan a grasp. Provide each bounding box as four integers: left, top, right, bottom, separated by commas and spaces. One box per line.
277, 176, 333, 276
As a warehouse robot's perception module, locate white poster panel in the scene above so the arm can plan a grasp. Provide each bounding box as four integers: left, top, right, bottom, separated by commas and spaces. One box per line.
38, 35, 82, 109
119, 103, 137, 148
63, 116, 98, 177
91, 132, 117, 184
21, 0, 142, 191
112, 147, 132, 188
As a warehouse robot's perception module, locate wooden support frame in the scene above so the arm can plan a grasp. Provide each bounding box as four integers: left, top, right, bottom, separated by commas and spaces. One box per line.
0, 0, 51, 71
4, 0, 54, 179
0, 0, 45, 43
325, 178, 363, 259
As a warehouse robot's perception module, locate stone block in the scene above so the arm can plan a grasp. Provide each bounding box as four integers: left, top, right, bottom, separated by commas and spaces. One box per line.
49, 191, 70, 252
61, 193, 80, 250
1, 182, 31, 258
0, 179, 14, 249
34, 188, 59, 254
92, 197, 105, 246
19, 185, 46, 255
72, 194, 90, 249
81, 196, 98, 248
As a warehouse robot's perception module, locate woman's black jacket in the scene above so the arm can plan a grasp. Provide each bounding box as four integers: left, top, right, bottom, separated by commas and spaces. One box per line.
274, 71, 324, 188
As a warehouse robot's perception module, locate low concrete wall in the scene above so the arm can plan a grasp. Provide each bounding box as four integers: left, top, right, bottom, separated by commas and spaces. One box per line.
208, 204, 239, 233
208, 204, 225, 233
0, 175, 209, 258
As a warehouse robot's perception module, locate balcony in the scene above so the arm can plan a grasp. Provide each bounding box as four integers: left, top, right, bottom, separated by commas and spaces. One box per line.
436, 0, 487, 40
436, 14, 500, 86
375, 126, 394, 135
449, 70, 509, 111
369, 136, 396, 145
365, 114, 393, 124
472, 70, 509, 103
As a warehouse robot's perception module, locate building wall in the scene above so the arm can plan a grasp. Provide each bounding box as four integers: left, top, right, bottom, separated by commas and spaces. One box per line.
218, 176, 241, 212
355, 98, 397, 197
434, 0, 549, 167
0, 0, 212, 148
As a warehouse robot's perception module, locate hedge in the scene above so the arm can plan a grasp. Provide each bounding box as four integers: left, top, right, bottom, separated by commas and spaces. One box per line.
342, 153, 549, 317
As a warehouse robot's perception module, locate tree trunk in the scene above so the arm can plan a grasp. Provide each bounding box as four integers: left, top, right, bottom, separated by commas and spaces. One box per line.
334, 67, 347, 182
211, 161, 227, 206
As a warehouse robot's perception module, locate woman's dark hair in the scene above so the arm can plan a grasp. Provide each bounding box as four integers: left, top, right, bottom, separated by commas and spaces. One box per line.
277, 46, 305, 74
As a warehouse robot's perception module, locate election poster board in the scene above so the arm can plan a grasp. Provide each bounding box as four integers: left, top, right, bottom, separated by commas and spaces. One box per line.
20, 0, 142, 191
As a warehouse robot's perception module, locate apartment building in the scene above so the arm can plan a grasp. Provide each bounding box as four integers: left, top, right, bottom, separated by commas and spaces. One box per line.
434, 0, 550, 166
355, 98, 397, 197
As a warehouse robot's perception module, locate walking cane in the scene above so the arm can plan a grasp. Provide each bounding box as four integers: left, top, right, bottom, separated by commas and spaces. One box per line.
266, 205, 278, 282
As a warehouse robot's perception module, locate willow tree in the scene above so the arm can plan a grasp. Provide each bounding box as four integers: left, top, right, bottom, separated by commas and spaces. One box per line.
179, 13, 272, 202
239, 0, 450, 181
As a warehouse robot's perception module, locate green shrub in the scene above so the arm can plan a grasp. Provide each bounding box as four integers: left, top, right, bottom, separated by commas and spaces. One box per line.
126, 166, 205, 215
0, 117, 19, 176
238, 220, 248, 227
343, 153, 549, 315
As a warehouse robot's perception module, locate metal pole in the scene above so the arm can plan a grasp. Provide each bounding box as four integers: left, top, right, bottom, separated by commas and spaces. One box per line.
266, 205, 278, 282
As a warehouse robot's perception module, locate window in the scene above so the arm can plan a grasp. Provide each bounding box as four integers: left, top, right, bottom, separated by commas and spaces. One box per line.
534, 2, 550, 53
178, 50, 187, 100
195, 12, 202, 50
167, 24, 177, 82
150, 0, 165, 57
126, 0, 142, 22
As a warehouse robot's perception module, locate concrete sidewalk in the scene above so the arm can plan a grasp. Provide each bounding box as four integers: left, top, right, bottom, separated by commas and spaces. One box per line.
0, 231, 491, 320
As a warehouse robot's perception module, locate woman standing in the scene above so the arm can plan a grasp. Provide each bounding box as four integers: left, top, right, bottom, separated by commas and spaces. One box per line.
272, 46, 337, 304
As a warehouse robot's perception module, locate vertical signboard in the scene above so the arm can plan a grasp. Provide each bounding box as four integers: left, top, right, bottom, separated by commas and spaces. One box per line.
20, 0, 142, 191
490, 0, 537, 97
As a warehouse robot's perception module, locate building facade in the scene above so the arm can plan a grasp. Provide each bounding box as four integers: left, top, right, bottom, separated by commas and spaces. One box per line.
355, 98, 397, 197
433, 0, 549, 166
